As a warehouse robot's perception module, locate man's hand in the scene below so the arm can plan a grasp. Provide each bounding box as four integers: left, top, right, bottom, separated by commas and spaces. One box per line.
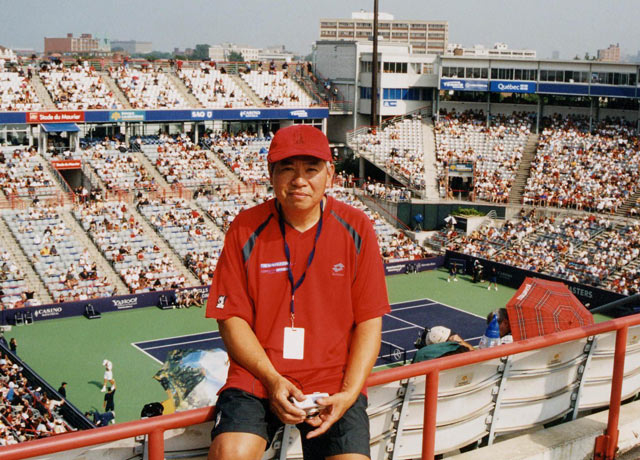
264, 375, 307, 425
303, 391, 357, 439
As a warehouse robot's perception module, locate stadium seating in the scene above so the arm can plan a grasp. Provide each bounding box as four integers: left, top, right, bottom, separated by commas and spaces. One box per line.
0, 71, 41, 112
80, 144, 157, 192
38, 63, 120, 110
0, 148, 59, 198
137, 197, 224, 285
178, 66, 251, 108
74, 201, 185, 293
109, 66, 188, 109
203, 133, 271, 185
241, 70, 312, 107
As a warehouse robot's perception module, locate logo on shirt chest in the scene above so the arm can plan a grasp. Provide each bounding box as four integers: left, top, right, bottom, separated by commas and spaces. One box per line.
332, 262, 345, 276
260, 261, 289, 274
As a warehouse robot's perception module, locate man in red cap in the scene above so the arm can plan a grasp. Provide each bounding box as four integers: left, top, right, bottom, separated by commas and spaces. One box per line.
206, 124, 390, 460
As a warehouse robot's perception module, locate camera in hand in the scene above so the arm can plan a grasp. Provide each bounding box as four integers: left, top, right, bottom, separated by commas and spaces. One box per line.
290, 392, 329, 418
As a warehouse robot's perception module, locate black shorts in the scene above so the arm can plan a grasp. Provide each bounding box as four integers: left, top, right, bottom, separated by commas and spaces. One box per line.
211, 388, 370, 459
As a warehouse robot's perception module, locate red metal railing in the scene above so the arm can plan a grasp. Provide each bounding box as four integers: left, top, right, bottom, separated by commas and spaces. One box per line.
2, 313, 639, 460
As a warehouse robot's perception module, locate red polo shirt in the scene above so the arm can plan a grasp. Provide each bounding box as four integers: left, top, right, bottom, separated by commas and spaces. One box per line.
206, 196, 390, 398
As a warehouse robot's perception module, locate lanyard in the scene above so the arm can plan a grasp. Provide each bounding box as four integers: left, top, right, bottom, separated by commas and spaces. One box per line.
277, 200, 324, 328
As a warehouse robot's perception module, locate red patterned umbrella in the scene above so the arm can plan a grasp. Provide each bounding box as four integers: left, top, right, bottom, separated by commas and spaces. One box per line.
506, 277, 595, 341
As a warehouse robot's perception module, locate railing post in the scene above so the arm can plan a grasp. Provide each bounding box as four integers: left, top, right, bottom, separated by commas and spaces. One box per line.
148, 428, 165, 460
594, 325, 627, 460
422, 370, 439, 460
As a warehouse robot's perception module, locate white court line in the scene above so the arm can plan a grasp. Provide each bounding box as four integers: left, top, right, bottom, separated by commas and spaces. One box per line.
143, 336, 224, 351
391, 302, 436, 312
385, 313, 424, 330
382, 325, 420, 334
135, 330, 220, 345
130, 342, 164, 365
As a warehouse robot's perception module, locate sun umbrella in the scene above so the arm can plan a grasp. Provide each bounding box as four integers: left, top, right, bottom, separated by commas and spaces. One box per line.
444, 215, 457, 225
505, 277, 594, 341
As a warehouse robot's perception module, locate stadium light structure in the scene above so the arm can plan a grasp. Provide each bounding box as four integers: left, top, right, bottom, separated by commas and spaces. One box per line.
370, 0, 379, 128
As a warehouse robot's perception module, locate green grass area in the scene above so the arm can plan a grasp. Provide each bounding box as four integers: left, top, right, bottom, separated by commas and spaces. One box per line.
6, 268, 611, 423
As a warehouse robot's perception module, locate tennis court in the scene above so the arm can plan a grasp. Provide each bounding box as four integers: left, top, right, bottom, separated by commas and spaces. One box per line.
8, 268, 518, 423
133, 298, 487, 366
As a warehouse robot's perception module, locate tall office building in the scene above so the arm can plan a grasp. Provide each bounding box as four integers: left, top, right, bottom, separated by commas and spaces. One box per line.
319, 11, 448, 55
597, 44, 621, 62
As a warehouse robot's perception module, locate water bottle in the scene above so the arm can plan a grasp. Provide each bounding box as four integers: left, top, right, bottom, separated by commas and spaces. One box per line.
478, 315, 501, 349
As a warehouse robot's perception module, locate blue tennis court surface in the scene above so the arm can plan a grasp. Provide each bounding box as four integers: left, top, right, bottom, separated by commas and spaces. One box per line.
133, 298, 487, 366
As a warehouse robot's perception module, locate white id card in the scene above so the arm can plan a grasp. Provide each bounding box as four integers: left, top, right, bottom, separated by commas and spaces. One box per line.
283, 327, 305, 360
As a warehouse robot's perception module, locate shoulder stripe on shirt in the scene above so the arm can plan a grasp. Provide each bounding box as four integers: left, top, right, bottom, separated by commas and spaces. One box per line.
242, 214, 273, 263
330, 210, 362, 254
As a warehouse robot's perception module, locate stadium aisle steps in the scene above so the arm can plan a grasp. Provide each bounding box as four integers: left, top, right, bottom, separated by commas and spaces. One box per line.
128, 205, 200, 286
61, 209, 129, 295
508, 133, 539, 205
617, 189, 640, 218
27, 71, 56, 110
165, 71, 202, 108
0, 213, 52, 304
131, 151, 171, 189
229, 73, 264, 107
99, 72, 132, 109
202, 147, 244, 186
422, 117, 440, 201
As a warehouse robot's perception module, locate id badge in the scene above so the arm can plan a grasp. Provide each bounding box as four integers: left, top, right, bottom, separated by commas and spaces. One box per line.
283, 327, 305, 360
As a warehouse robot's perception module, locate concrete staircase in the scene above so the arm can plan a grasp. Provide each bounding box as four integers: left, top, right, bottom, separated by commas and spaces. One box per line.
508, 133, 539, 205
230, 74, 264, 107
60, 209, 129, 295
205, 148, 244, 187
0, 212, 53, 304
165, 71, 202, 108
422, 118, 440, 200
616, 190, 640, 218
100, 72, 132, 109
29, 73, 56, 109
131, 151, 170, 189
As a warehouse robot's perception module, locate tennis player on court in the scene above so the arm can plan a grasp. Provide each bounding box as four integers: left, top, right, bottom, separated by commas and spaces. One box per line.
206, 125, 390, 460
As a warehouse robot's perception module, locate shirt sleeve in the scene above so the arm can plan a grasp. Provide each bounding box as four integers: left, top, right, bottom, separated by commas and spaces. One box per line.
351, 218, 390, 324
205, 222, 255, 326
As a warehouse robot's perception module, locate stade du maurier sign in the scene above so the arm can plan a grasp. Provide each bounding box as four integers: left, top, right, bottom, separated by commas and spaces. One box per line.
27, 111, 84, 123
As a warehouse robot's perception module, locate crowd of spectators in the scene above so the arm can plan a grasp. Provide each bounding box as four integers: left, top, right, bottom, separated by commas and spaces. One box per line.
0, 69, 41, 112
363, 180, 412, 203
523, 116, 640, 212
352, 116, 426, 189
435, 109, 532, 202
178, 65, 251, 108
329, 187, 431, 262
81, 143, 157, 192
5, 206, 115, 304
0, 147, 57, 197
137, 135, 228, 188
0, 352, 70, 444
39, 62, 120, 110
0, 248, 35, 310
137, 197, 224, 285
109, 65, 187, 109
241, 70, 312, 107
203, 131, 272, 185
75, 200, 185, 293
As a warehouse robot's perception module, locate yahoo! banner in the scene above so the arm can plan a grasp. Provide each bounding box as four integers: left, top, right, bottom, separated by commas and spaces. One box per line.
384, 256, 445, 276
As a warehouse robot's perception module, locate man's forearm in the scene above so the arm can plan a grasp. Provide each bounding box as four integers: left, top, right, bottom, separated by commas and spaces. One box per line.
217, 316, 281, 387
340, 317, 382, 402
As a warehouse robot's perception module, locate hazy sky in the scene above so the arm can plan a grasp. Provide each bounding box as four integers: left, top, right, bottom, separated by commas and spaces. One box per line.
2, 0, 639, 59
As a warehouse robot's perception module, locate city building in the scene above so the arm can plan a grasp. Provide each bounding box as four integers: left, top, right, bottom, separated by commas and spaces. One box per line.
319, 11, 448, 55
110, 40, 153, 55
206, 43, 294, 62
44, 33, 110, 56
445, 42, 537, 59
598, 43, 621, 62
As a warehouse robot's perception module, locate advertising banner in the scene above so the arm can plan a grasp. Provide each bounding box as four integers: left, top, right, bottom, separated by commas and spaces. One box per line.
445, 251, 636, 316
489, 80, 537, 94
440, 79, 488, 92
109, 110, 146, 122
51, 160, 82, 170
27, 111, 85, 124
384, 256, 445, 276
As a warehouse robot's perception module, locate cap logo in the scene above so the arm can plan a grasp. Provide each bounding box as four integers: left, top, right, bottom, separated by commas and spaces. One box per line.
294, 131, 306, 145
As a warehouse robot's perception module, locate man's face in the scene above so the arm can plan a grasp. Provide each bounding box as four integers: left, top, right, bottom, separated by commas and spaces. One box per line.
269, 156, 334, 215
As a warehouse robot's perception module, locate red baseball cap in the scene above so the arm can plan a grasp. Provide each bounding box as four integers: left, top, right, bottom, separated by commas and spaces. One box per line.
267, 125, 332, 163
